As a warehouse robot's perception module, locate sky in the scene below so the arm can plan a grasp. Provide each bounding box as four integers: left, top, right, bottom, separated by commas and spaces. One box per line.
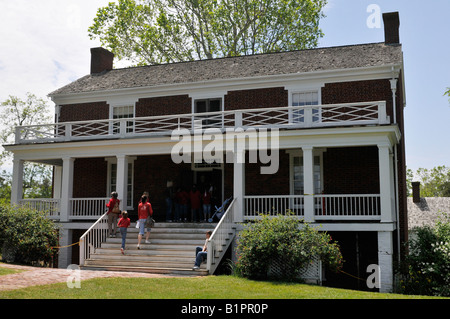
0, 0, 449, 175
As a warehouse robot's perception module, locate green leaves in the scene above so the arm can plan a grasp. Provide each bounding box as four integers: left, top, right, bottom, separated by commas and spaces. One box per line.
0, 203, 59, 265
234, 213, 343, 281
88, 0, 327, 66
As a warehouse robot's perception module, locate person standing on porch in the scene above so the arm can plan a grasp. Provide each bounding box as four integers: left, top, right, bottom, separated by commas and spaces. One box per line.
106, 191, 120, 238
137, 195, 153, 249
202, 186, 212, 222
117, 211, 130, 254
189, 184, 202, 222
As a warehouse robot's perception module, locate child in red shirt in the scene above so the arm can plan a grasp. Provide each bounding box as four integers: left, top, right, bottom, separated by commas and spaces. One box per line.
117, 211, 130, 254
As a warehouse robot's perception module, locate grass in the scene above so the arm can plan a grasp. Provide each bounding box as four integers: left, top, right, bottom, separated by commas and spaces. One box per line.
0, 275, 445, 299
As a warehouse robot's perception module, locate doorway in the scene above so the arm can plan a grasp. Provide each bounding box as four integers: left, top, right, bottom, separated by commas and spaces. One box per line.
194, 168, 223, 210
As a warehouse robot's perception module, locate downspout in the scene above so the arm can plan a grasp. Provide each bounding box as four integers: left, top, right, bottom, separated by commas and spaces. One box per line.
390, 75, 401, 264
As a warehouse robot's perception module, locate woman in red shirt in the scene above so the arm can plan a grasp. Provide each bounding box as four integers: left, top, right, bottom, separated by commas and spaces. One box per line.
106, 192, 120, 238
137, 195, 153, 249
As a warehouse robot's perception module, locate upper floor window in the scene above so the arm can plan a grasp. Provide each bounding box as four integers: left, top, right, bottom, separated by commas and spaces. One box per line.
291, 91, 320, 123
112, 105, 134, 134
194, 98, 222, 127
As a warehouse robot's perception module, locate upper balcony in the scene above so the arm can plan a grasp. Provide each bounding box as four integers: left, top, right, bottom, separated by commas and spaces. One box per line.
14, 101, 389, 145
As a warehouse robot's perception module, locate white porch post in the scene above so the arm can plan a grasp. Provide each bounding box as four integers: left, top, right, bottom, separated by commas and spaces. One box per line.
378, 144, 394, 223
302, 146, 315, 222
233, 150, 245, 223
53, 165, 63, 199
11, 157, 24, 204
60, 157, 74, 222
116, 155, 128, 210
378, 231, 394, 293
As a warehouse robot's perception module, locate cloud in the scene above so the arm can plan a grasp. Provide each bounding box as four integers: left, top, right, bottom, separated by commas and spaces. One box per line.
0, 0, 110, 101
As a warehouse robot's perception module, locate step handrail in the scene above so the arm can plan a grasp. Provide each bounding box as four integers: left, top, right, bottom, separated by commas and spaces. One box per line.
207, 198, 236, 274
79, 212, 109, 266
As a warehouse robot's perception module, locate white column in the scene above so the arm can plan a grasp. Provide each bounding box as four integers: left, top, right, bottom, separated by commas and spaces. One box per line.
116, 155, 128, 210
60, 157, 74, 222
233, 150, 245, 223
53, 165, 63, 199
11, 157, 24, 204
302, 146, 314, 222
378, 144, 393, 223
378, 231, 394, 293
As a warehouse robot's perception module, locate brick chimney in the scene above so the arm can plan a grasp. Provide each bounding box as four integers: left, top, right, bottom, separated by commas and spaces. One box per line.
90, 47, 114, 75
383, 12, 400, 45
412, 181, 421, 203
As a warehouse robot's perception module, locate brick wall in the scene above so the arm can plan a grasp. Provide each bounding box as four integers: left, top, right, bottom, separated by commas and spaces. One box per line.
59, 102, 109, 122
323, 146, 380, 194
136, 95, 191, 117
224, 87, 288, 110
73, 158, 107, 198
321, 79, 394, 123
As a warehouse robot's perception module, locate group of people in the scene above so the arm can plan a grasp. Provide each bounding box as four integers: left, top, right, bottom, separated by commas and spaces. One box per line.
106, 191, 153, 255
167, 184, 215, 223
105, 191, 210, 270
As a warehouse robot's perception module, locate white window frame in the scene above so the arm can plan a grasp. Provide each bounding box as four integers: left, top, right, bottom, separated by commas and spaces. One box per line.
109, 104, 135, 135
287, 87, 322, 124
105, 157, 136, 209
287, 149, 325, 196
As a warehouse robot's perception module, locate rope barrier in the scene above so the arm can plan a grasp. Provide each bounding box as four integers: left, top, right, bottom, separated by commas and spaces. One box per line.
50, 241, 80, 249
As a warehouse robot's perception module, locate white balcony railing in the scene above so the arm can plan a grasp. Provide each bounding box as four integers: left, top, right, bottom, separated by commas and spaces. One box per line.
243, 194, 381, 221
244, 195, 305, 219
15, 101, 389, 144
314, 194, 381, 220
19, 198, 60, 219
69, 198, 110, 220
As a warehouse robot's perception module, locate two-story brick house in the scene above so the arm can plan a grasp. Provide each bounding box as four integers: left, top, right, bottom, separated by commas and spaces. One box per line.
5, 12, 407, 292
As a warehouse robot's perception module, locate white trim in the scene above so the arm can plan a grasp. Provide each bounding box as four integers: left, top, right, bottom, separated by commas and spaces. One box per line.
49, 64, 403, 105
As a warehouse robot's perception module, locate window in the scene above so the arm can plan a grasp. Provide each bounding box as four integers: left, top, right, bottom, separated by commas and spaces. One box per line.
291, 155, 322, 195
112, 105, 134, 134
291, 91, 320, 124
107, 161, 134, 208
194, 98, 222, 127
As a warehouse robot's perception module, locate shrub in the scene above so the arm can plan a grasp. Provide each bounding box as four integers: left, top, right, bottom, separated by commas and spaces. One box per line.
234, 214, 343, 281
0, 203, 59, 266
398, 212, 450, 296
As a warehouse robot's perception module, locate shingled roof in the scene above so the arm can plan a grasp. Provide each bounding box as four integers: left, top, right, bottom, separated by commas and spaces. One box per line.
49, 42, 403, 96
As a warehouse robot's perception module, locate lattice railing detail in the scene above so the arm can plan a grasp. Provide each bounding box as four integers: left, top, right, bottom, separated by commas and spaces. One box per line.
15, 101, 389, 144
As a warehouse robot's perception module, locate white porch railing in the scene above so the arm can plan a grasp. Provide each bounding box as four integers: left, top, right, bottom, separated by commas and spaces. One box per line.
19, 198, 60, 219
69, 198, 109, 220
314, 194, 381, 220
243, 194, 381, 221
15, 101, 389, 144
207, 198, 236, 274
79, 212, 109, 266
244, 195, 304, 220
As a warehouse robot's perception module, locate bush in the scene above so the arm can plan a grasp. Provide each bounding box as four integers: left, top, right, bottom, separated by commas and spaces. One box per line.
0, 203, 59, 266
234, 214, 343, 281
398, 212, 450, 296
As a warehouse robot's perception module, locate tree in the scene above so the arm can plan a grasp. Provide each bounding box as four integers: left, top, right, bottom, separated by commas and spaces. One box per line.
0, 93, 53, 200
88, 0, 327, 66
408, 166, 450, 197
445, 87, 450, 103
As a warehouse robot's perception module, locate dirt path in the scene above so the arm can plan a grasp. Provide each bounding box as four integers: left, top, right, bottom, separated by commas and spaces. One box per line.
0, 263, 176, 291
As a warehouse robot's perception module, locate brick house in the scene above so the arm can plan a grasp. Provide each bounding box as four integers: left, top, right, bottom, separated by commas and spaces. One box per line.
5, 12, 407, 292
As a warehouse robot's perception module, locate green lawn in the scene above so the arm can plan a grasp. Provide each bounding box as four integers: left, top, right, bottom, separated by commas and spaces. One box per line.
0, 275, 444, 299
